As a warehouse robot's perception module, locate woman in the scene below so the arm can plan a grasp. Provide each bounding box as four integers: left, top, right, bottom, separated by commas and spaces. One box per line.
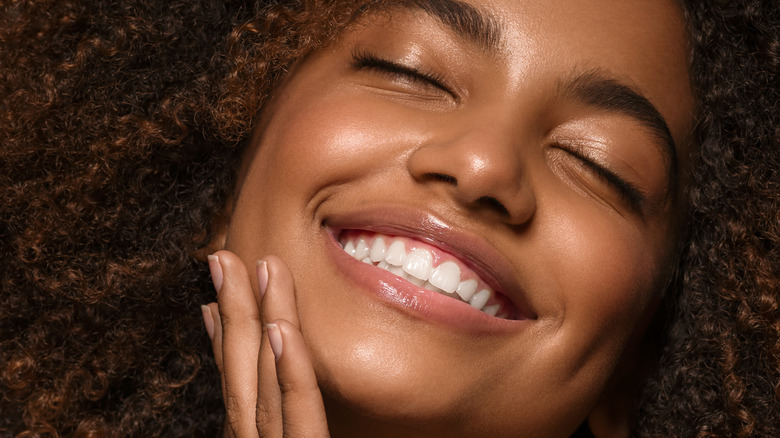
0, 0, 777, 437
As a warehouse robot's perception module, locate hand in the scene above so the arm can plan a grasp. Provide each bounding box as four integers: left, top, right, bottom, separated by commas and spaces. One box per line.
202, 250, 330, 438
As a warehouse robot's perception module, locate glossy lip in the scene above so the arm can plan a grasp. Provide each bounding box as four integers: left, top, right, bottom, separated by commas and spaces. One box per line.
322, 206, 537, 333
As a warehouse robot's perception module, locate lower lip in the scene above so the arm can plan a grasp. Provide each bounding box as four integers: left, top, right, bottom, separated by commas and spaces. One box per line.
324, 232, 527, 334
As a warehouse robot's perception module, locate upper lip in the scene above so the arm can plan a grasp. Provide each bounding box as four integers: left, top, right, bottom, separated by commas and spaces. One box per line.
323, 205, 537, 319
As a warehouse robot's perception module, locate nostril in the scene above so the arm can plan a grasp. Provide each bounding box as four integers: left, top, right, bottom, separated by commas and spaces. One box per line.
476, 196, 510, 217
426, 172, 458, 185
421, 172, 512, 218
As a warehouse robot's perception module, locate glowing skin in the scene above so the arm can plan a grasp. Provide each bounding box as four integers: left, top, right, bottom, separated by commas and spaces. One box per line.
217, 0, 694, 436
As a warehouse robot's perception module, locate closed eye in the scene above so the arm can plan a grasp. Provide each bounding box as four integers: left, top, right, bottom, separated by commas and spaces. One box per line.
554, 143, 647, 212
350, 50, 455, 97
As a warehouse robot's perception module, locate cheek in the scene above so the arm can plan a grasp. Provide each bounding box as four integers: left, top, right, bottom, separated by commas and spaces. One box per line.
541, 202, 665, 358
226, 96, 380, 243
255, 90, 413, 195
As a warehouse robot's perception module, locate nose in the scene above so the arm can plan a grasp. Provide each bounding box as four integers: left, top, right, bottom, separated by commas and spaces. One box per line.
407, 128, 536, 226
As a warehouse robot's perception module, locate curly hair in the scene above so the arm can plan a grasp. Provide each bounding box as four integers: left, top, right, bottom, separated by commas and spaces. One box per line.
0, 0, 364, 435
635, 1, 780, 437
0, 0, 776, 437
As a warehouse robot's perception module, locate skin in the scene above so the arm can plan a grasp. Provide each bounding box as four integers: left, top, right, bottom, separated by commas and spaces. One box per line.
204, 0, 695, 436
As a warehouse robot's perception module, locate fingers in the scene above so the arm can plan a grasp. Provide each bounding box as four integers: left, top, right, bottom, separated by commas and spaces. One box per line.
204, 302, 238, 438
203, 302, 222, 380
257, 328, 284, 437
267, 320, 330, 438
256, 256, 329, 438
255, 256, 298, 437
204, 253, 329, 438
209, 251, 262, 437
258, 256, 300, 328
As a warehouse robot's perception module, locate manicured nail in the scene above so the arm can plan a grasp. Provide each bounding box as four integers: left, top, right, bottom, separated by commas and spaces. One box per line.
267, 323, 283, 361
257, 260, 269, 298
201, 305, 215, 340
208, 254, 223, 292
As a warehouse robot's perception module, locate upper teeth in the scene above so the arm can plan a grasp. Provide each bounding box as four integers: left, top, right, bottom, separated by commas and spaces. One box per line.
340, 234, 504, 318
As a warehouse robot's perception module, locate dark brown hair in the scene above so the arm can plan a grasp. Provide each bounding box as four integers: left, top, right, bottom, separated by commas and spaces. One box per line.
636, 1, 779, 436
0, 0, 777, 436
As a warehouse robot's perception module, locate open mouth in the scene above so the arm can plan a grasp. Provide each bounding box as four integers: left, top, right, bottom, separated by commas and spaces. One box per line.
338, 230, 518, 320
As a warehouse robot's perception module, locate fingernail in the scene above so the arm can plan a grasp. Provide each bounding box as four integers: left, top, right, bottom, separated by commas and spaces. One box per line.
267, 323, 283, 361
201, 305, 215, 340
208, 254, 223, 292
257, 260, 269, 298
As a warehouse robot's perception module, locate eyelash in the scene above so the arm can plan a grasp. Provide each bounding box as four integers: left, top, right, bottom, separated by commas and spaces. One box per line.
554, 143, 647, 212
350, 50, 454, 96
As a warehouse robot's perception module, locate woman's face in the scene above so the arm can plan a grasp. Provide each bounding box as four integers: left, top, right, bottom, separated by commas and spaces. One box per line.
222, 0, 694, 436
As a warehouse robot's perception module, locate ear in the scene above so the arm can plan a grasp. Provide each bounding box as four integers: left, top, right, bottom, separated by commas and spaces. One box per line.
192, 197, 233, 262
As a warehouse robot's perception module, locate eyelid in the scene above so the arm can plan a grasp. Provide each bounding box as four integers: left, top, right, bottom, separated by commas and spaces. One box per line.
553, 142, 648, 212
350, 49, 456, 98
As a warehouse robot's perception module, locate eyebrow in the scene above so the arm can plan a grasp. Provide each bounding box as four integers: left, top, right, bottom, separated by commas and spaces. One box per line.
398, 0, 503, 52
559, 70, 679, 192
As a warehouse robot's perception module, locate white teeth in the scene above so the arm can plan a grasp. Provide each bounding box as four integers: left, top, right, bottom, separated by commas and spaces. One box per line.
429, 261, 460, 293
423, 280, 443, 293
388, 264, 406, 278
369, 237, 387, 262
469, 289, 491, 310
341, 234, 505, 318
408, 276, 425, 287
343, 241, 356, 257
384, 240, 406, 266
354, 238, 369, 260
482, 304, 500, 316
455, 279, 478, 302
402, 248, 433, 281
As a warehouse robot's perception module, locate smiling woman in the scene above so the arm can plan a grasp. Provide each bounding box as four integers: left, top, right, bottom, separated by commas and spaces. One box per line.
215, 2, 692, 436
0, 0, 777, 437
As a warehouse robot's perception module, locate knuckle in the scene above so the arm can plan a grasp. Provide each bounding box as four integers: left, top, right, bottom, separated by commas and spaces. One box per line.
279, 377, 319, 397
255, 402, 275, 434
224, 389, 246, 421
